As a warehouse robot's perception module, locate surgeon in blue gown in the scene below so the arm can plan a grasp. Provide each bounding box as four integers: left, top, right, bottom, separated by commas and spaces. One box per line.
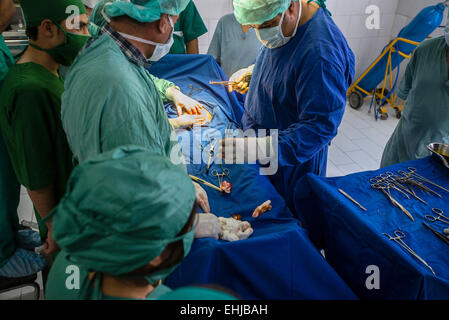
219, 0, 355, 212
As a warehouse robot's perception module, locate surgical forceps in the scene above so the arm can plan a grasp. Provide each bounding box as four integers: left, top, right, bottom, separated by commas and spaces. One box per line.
383, 230, 436, 276
187, 84, 203, 97
399, 167, 449, 194
206, 138, 217, 174
425, 208, 449, 225
371, 181, 415, 222
381, 172, 429, 204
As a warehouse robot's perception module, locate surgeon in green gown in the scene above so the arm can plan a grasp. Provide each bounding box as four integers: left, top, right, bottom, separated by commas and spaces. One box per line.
61, 0, 224, 231
45, 146, 236, 300
381, 36, 449, 167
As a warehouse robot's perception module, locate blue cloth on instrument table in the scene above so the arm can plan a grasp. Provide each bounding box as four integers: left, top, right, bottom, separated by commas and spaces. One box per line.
148, 54, 357, 300
242, 8, 355, 212
294, 156, 449, 299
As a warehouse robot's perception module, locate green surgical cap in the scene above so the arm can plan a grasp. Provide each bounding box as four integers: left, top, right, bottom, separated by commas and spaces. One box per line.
50, 146, 196, 276
20, 0, 87, 27
233, 0, 297, 25
104, 0, 190, 23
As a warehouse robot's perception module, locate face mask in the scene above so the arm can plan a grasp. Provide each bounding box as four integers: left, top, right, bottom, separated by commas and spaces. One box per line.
118, 15, 174, 62
30, 23, 90, 66
144, 230, 194, 285
255, 1, 302, 49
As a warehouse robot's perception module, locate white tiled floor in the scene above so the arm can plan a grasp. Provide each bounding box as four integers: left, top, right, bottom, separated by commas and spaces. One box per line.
327, 101, 400, 177
0, 99, 400, 300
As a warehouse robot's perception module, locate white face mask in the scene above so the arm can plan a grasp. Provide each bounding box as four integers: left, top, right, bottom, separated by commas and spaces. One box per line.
118, 15, 174, 62
255, 1, 302, 49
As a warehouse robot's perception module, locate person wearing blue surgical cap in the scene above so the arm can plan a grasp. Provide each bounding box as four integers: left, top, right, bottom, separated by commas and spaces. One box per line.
218, 0, 355, 212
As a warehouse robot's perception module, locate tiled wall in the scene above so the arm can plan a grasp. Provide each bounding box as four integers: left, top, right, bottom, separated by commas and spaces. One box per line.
194, 0, 446, 80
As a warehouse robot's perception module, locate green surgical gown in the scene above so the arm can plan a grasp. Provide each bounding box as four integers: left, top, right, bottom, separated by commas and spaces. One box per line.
0, 62, 74, 239
0, 35, 20, 267
169, 0, 207, 54
381, 37, 449, 167
61, 33, 185, 169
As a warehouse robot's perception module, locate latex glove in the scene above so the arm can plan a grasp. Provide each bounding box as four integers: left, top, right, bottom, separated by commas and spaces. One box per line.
218, 217, 254, 242
193, 182, 210, 213
169, 114, 207, 129
228, 64, 254, 94
166, 87, 204, 116
217, 136, 273, 164
193, 213, 221, 239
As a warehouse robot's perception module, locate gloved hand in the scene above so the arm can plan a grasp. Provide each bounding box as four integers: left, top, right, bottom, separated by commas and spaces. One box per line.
169, 114, 207, 129
193, 213, 221, 239
166, 87, 204, 116
228, 64, 254, 94
193, 182, 210, 213
218, 217, 254, 242
217, 136, 274, 164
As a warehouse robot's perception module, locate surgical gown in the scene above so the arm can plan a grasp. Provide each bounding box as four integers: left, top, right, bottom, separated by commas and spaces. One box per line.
381, 37, 449, 167
0, 35, 20, 268
242, 8, 355, 211
61, 33, 185, 168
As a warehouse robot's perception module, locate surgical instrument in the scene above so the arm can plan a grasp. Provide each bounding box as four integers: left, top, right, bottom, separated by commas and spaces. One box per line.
400, 167, 449, 194
338, 189, 367, 211
371, 182, 415, 222
383, 230, 436, 276
189, 175, 222, 192
206, 138, 217, 174
425, 208, 449, 225
422, 222, 449, 246
211, 167, 230, 187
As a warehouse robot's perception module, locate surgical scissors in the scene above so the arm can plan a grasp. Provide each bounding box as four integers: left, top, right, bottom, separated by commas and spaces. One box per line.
371, 181, 415, 221
383, 230, 436, 276
425, 208, 449, 225
206, 138, 217, 174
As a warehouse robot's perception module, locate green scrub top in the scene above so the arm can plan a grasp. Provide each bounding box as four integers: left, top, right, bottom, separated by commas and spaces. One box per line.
0, 62, 75, 239
61, 33, 185, 169
0, 35, 20, 268
46, 250, 171, 300
169, 0, 207, 54
381, 37, 449, 167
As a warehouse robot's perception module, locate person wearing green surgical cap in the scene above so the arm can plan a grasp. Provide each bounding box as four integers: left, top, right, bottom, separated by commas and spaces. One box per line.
61, 0, 224, 240
0, 0, 90, 258
45, 146, 236, 300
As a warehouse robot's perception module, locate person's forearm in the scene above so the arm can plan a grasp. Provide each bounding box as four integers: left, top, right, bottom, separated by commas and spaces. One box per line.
0, 0, 16, 33
185, 38, 199, 54
27, 185, 57, 226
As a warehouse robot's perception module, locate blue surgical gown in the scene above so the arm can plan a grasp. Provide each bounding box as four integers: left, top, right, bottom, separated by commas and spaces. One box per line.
242, 8, 355, 211
381, 37, 449, 167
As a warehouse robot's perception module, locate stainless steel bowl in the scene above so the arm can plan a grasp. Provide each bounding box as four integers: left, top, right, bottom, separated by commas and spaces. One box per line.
427, 142, 449, 169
